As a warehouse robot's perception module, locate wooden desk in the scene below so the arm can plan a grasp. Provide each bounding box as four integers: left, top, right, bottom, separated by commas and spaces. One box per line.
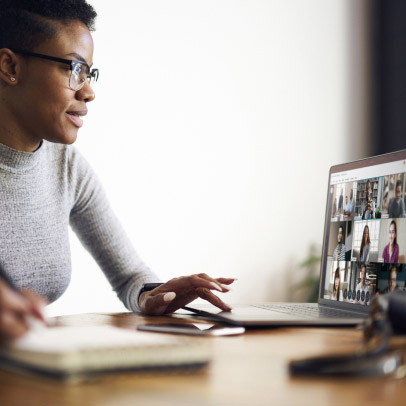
0, 312, 405, 406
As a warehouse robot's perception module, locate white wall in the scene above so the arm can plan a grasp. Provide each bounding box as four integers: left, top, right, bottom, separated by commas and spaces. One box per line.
46, 0, 369, 316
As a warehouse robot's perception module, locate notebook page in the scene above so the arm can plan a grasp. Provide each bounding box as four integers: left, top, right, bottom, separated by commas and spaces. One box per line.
11, 325, 181, 354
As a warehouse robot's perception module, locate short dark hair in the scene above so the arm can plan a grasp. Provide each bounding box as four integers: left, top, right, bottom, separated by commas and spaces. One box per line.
396, 179, 402, 190
0, 0, 97, 51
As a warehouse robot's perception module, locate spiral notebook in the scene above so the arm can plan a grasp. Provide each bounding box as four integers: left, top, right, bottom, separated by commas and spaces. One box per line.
0, 325, 210, 380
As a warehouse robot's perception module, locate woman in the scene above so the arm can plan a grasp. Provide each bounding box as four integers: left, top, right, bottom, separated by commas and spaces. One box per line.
333, 225, 346, 261
381, 266, 398, 293
382, 220, 399, 263
0, 1, 234, 341
331, 267, 341, 301
332, 197, 337, 217
359, 225, 371, 262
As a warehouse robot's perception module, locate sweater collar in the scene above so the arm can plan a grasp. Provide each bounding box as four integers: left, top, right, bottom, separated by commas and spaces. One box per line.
0, 141, 45, 173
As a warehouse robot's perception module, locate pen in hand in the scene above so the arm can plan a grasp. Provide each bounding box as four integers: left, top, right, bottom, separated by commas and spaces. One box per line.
0, 263, 47, 340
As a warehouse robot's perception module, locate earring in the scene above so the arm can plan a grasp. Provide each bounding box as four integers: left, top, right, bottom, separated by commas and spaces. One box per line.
10, 77, 16, 82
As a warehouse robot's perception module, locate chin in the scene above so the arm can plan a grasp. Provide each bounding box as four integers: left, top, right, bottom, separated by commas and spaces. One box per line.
44, 133, 78, 146
54, 127, 79, 145
65, 133, 79, 145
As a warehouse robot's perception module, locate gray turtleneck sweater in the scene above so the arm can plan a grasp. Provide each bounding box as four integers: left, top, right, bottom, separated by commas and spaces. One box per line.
0, 141, 158, 311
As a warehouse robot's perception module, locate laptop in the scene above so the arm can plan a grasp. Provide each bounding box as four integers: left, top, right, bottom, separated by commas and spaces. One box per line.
183, 150, 406, 326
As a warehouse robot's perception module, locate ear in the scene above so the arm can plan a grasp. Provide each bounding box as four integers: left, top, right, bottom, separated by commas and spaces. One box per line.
0, 48, 21, 85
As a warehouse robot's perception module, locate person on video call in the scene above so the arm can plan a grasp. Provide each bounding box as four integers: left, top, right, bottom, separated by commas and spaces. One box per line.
0, 1, 235, 342
333, 225, 346, 261
338, 190, 344, 214
331, 267, 341, 301
382, 220, 399, 263
343, 189, 355, 217
359, 225, 371, 262
332, 197, 337, 217
355, 264, 370, 305
382, 266, 399, 294
388, 180, 405, 218
361, 180, 375, 219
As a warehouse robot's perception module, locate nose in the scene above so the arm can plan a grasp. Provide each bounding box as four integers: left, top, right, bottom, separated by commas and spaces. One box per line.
75, 80, 95, 103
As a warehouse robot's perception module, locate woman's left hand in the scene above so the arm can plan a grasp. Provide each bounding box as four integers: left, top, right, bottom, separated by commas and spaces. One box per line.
138, 273, 235, 315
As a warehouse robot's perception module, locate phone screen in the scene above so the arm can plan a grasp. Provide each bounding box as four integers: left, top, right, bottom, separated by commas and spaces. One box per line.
137, 323, 245, 336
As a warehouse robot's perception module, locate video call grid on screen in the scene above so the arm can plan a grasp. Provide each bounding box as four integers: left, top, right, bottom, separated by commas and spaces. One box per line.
322, 158, 406, 307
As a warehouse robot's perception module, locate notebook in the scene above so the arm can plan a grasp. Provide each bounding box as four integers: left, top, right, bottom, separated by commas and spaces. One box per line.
0, 324, 210, 380
183, 150, 406, 326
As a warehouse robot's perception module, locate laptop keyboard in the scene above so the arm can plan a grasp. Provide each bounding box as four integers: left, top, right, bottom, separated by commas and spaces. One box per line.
252, 303, 362, 319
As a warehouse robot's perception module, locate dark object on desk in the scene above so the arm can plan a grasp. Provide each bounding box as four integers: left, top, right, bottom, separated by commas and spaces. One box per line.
138, 323, 245, 336
383, 290, 406, 335
363, 290, 406, 339
289, 350, 405, 377
289, 291, 406, 378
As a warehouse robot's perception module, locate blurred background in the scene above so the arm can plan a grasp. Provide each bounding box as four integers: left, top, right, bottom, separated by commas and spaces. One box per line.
46, 0, 405, 316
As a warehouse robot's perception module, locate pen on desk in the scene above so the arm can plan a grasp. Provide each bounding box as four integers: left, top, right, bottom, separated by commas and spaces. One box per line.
0, 262, 47, 328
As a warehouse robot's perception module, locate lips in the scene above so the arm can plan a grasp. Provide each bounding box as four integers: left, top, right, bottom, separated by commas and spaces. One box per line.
66, 109, 88, 128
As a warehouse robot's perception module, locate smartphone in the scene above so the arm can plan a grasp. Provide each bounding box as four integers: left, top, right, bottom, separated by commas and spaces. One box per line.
137, 323, 245, 336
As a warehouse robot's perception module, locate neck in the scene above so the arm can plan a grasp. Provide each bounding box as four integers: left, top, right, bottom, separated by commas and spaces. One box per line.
0, 104, 41, 152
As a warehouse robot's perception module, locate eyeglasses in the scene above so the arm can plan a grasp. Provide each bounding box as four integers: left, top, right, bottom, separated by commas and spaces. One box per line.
11, 49, 99, 91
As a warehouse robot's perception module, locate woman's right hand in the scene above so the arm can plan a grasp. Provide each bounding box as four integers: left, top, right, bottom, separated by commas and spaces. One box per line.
0, 279, 47, 342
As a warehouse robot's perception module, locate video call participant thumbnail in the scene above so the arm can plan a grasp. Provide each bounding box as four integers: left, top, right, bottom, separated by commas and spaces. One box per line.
381, 220, 399, 263
361, 180, 376, 219
331, 267, 341, 301
338, 190, 344, 213
382, 266, 399, 293
343, 189, 355, 218
355, 264, 371, 305
333, 225, 346, 261
388, 180, 405, 218
359, 224, 371, 262
352, 220, 380, 263
332, 197, 337, 217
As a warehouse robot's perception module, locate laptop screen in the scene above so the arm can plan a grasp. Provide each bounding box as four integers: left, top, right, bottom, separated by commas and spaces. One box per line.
321, 152, 406, 309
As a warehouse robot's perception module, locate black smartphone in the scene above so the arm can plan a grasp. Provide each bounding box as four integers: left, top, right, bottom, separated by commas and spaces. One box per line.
137, 323, 245, 336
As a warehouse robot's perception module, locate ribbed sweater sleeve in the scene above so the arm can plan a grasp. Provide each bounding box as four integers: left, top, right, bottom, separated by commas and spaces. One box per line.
68, 147, 160, 312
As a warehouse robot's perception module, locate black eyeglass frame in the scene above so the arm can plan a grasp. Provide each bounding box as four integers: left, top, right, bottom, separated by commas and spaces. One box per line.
10, 49, 99, 90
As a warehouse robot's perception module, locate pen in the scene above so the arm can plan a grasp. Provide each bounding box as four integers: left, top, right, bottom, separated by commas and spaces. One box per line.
0, 261, 20, 292
0, 262, 46, 329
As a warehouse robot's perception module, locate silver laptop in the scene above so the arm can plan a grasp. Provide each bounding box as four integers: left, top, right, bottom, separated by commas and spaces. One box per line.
183, 150, 406, 326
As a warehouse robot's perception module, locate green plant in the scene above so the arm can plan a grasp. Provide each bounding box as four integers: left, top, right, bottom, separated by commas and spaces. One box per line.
292, 243, 321, 303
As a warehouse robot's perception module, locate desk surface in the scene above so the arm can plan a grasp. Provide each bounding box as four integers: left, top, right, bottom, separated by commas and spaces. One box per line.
0, 312, 405, 406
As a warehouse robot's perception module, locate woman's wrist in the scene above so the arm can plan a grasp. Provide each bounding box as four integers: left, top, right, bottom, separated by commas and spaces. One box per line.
137, 283, 164, 308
